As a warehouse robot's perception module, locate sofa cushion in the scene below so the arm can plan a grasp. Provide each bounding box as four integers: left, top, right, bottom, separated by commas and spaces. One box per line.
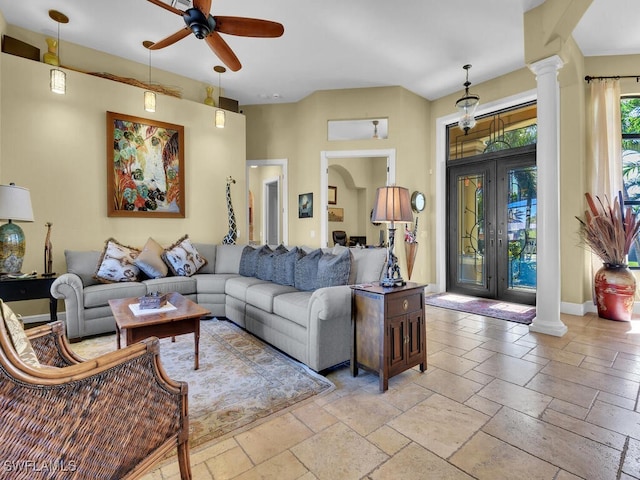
194, 273, 239, 295
134, 237, 168, 279
65, 250, 101, 287
225, 276, 269, 301
350, 247, 387, 284
94, 238, 141, 283
163, 235, 207, 277
317, 249, 352, 288
83, 282, 147, 308
273, 291, 313, 328
245, 282, 299, 313
193, 243, 216, 274
273, 247, 301, 286
217, 244, 247, 274
1, 300, 40, 368
294, 248, 323, 291
143, 276, 197, 296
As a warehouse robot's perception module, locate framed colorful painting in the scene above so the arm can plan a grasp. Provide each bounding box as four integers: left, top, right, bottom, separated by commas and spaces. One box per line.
106, 111, 185, 217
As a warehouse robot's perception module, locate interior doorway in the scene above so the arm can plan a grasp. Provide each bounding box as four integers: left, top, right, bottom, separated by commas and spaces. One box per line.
264, 178, 280, 245
446, 147, 537, 305
246, 159, 288, 245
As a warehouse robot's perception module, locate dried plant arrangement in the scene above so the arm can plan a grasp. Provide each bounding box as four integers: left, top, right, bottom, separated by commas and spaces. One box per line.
576, 191, 640, 266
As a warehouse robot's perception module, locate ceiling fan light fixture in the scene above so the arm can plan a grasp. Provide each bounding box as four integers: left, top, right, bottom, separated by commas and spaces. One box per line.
455, 64, 480, 135
184, 8, 211, 39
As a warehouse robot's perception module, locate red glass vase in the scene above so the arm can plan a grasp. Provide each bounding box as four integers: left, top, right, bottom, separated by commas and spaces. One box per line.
594, 263, 636, 321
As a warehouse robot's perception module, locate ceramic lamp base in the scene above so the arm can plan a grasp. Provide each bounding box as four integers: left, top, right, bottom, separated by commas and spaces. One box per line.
0, 221, 25, 274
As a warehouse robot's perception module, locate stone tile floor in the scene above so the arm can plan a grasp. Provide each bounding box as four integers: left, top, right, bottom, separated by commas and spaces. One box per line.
142, 307, 640, 480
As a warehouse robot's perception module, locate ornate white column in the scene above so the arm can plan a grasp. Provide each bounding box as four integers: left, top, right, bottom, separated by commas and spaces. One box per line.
528, 55, 568, 337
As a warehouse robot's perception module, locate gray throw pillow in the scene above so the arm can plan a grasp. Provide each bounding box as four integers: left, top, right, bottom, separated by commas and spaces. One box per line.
65, 250, 101, 287
273, 247, 301, 286
239, 245, 257, 276
317, 249, 352, 288
255, 245, 278, 280
294, 248, 323, 291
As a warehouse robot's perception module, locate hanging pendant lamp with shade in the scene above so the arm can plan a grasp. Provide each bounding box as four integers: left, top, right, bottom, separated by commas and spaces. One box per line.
143, 41, 156, 113
455, 64, 480, 135
214, 65, 226, 128
48, 10, 68, 95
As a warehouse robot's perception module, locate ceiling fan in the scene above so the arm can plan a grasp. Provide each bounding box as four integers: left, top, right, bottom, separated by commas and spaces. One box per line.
146, 0, 284, 71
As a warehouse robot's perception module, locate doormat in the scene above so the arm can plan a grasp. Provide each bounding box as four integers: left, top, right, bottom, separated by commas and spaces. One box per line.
424, 293, 535, 325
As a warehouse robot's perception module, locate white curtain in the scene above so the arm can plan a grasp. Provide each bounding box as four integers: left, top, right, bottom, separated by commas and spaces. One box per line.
586, 79, 623, 302
587, 79, 622, 198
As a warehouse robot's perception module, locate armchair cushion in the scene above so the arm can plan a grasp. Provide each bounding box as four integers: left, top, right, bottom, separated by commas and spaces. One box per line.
0, 300, 40, 368
95, 238, 141, 283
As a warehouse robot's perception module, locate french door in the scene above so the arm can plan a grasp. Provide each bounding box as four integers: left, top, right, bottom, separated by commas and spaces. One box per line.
446, 147, 537, 305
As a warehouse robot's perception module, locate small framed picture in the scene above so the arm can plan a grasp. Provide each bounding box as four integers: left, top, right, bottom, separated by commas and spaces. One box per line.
328, 186, 337, 205
328, 207, 344, 222
298, 193, 313, 218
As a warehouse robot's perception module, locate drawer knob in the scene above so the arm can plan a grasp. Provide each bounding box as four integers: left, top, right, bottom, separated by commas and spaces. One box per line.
402, 299, 409, 311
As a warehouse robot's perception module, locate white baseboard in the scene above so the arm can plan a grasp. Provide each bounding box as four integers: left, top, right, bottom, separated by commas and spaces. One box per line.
22, 312, 66, 324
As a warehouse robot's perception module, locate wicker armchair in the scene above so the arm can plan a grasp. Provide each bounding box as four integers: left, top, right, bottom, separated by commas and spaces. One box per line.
0, 319, 191, 479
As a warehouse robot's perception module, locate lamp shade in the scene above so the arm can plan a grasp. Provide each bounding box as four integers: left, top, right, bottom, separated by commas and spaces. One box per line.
0, 184, 34, 222
371, 186, 413, 223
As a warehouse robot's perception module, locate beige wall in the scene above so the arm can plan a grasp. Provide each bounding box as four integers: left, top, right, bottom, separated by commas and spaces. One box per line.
0, 53, 246, 315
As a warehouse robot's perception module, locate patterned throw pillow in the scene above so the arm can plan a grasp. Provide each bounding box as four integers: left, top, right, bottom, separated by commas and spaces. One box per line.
256, 245, 288, 281
163, 235, 208, 277
294, 248, 323, 291
317, 249, 352, 288
134, 237, 169, 279
94, 238, 141, 283
0, 300, 40, 368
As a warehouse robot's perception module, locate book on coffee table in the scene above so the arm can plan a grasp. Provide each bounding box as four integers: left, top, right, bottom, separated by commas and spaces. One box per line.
128, 302, 178, 316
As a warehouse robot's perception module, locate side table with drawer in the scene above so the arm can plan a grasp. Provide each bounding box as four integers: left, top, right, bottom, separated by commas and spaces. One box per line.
0, 275, 58, 322
351, 282, 426, 392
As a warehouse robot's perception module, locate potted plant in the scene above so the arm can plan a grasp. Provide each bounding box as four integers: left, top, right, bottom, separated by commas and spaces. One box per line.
576, 191, 640, 321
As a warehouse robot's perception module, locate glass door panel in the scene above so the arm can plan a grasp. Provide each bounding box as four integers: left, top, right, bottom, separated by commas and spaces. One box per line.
457, 173, 486, 286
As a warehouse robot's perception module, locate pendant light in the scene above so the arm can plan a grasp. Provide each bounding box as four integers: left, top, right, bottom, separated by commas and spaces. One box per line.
455, 64, 480, 135
372, 120, 379, 139
143, 41, 156, 113
214, 65, 226, 128
49, 10, 68, 95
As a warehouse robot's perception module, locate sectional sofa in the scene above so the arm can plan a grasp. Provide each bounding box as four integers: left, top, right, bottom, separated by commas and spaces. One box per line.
51, 241, 387, 372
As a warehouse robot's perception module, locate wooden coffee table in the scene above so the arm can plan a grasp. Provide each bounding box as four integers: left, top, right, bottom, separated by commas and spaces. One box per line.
108, 292, 210, 370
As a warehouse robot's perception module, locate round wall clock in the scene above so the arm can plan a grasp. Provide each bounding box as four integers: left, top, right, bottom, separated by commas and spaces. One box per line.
411, 191, 425, 213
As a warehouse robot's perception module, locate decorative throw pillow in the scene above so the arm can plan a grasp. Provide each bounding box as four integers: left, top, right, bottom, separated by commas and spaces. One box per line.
255, 245, 274, 280
65, 250, 102, 287
239, 245, 258, 277
94, 238, 141, 283
134, 237, 168, 279
294, 248, 323, 291
163, 235, 208, 277
0, 300, 40, 368
317, 249, 352, 288
273, 247, 301, 286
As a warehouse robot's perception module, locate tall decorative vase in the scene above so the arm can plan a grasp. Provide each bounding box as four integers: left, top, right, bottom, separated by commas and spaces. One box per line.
594, 263, 636, 321
405, 241, 418, 280
43, 38, 59, 66
204, 86, 215, 107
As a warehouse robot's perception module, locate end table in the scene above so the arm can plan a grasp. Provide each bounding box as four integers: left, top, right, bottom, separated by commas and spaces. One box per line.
351, 282, 427, 392
0, 275, 58, 322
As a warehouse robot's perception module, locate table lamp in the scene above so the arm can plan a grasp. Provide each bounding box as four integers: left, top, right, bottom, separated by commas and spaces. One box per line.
0, 184, 34, 274
371, 186, 414, 287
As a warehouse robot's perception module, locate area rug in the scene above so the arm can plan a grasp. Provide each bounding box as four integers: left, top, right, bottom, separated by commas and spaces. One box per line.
70, 318, 334, 449
424, 292, 536, 325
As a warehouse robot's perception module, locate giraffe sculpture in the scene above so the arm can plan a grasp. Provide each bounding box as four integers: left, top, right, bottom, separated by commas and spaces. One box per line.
222, 176, 237, 244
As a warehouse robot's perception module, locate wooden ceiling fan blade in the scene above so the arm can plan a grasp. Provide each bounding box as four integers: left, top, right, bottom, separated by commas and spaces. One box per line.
214, 16, 284, 38
205, 32, 241, 71
147, 0, 183, 16
193, 0, 212, 16
149, 27, 191, 50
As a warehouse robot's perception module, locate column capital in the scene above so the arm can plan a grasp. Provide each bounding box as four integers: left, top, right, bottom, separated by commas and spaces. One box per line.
528, 55, 564, 76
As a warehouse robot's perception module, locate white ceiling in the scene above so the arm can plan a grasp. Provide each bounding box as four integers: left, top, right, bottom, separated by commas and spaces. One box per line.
0, 0, 637, 106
